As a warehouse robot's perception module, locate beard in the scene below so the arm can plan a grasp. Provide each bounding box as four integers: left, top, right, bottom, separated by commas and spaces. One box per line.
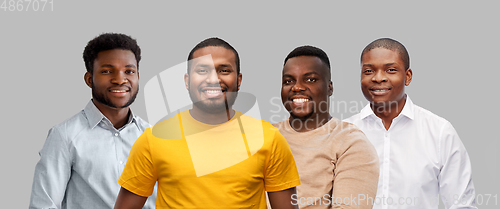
92, 83, 139, 108
290, 111, 314, 121
190, 91, 238, 114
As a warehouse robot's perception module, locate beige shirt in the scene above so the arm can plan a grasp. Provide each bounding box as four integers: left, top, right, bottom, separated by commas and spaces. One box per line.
273, 117, 379, 209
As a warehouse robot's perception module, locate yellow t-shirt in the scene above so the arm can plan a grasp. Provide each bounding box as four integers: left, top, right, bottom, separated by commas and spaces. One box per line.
118, 110, 300, 208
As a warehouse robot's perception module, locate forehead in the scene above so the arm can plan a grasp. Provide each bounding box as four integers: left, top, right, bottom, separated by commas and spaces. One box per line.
93, 49, 137, 73
95, 49, 136, 62
283, 56, 329, 77
191, 46, 236, 66
362, 47, 403, 65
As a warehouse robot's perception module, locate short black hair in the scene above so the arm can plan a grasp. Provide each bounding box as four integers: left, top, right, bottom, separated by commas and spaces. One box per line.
187, 37, 240, 74
83, 33, 141, 74
361, 38, 410, 70
284, 45, 331, 69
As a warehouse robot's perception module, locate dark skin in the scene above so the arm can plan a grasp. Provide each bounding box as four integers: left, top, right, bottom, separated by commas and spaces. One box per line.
184, 46, 242, 125
114, 188, 147, 209
268, 187, 298, 209
84, 49, 139, 129
361, 47, 412, 130
282, 56, 333, 132
115, 46, 298, 209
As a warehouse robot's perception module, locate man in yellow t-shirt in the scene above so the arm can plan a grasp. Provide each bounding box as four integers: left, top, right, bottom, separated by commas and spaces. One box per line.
114, 37, 301, 209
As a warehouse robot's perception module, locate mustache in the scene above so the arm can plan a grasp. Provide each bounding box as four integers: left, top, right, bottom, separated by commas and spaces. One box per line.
107, 84, 131, 90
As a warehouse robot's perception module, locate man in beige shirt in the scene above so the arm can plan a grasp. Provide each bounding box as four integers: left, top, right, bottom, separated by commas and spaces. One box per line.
273, 45, 379, 209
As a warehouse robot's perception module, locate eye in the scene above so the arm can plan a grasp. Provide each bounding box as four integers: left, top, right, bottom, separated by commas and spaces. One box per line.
306, 78, 317, 82
363, 69, 373, 74
196, 68, 208, 74
219, 69, 231, 74
125, 69, 136, 74
101, 70, 111, 74
283, 79, 294, 85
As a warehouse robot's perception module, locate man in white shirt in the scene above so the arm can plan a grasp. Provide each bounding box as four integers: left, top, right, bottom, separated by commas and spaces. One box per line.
344, 38, 477, 209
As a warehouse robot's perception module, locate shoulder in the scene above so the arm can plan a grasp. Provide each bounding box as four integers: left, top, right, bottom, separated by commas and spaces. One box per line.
239, 113, 280, 133
319, 118, 374, 155
343, 112, 363, 125
50, 110, 88, 138
412, 104, 451, 130
133, 115, 152, 131
150, 113, 182, 140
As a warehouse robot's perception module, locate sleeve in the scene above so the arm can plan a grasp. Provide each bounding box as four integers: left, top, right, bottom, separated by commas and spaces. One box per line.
264, 129, 301, 192
332, 128, 379, 209
438, 122, 477, 209
118, 128, 158, 197
29, 126, 72, 209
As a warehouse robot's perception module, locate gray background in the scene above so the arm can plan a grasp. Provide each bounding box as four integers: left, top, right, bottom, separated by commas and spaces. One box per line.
1, 1, 498, 208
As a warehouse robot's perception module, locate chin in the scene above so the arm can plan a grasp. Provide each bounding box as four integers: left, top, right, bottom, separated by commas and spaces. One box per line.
290, 111, 314, 120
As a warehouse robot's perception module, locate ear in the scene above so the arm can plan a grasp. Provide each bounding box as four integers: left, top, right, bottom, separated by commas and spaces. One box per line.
84, 72, 92, 88
237, 73, 242, 91
184, 73, 189, 90
328, 81, 334, 96
405, 68, 413, 86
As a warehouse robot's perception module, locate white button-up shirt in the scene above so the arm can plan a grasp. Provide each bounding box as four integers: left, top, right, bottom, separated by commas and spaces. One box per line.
345, 96, 476, 209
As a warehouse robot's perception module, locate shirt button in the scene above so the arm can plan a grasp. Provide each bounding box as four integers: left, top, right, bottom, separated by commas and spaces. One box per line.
114, 133, 119, 136
120, 161, 123, 164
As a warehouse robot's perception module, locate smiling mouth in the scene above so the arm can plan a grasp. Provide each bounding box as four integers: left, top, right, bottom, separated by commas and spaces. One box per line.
202, 88, 225, 99
110, 89, 128, 93
204, 89, 223, 94
293, 98, 309, 103
289, 96, 311, 107
369, 87, 391, 96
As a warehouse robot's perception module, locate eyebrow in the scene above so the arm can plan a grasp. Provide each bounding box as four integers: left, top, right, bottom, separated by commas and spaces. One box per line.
283, 71, 320, 78
100, 64, 137, 68
194, 64, 212, 69
217, 64, 232, 68
362, 63, 397, 67
303, 72, 320, 76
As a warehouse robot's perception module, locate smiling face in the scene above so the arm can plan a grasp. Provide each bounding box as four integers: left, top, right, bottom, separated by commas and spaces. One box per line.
361, 47, 412, 109
185, 46, 242, 114
84, 49, 139, 110
281, 56, 333, 121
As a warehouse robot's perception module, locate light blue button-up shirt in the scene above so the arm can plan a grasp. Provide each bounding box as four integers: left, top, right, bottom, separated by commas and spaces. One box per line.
29, 100, 156, 209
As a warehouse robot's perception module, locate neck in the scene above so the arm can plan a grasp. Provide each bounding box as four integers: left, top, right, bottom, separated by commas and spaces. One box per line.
190, 106, 235, 125
92, 99, 131, 129
289, 113, 332, 132
371, 96, 406, 130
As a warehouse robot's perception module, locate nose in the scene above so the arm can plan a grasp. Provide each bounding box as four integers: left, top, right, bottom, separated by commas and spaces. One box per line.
111, 72, 128, 85
205, 69, 221, 85
291, 80, 306, 92
372, 70, 387, 83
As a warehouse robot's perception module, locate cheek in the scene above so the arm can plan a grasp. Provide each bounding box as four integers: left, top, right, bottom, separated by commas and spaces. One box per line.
280, 86, 290, 97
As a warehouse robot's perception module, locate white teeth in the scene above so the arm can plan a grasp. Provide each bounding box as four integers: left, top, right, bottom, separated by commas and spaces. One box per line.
111, 90, 126, 93
293, 98, 309, 103
373, 89, 389, 92
205, 90, 222, 93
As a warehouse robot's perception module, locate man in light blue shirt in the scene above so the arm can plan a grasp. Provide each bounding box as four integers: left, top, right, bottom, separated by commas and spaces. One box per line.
29, 33, 156, 209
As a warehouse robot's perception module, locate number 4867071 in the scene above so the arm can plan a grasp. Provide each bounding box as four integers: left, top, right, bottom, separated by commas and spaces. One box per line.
1, 0, 54, 12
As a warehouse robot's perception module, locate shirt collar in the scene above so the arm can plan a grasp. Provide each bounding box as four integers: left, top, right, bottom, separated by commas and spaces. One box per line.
83, 100, 137, 129
399, 95, 414, 120
359, 94, 414, 120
